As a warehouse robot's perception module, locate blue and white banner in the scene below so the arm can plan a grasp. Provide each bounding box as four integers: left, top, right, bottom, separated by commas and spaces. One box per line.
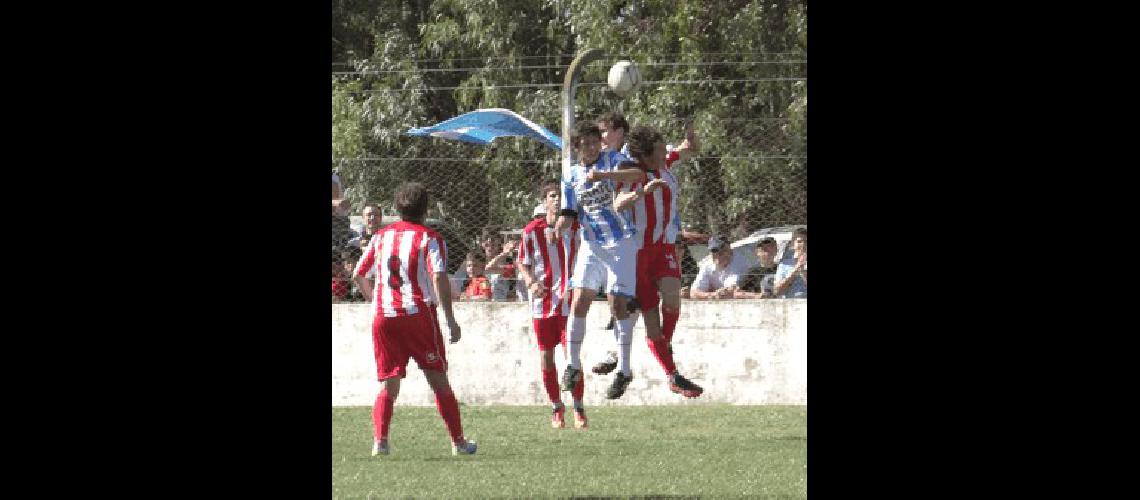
406, 108, 563, 151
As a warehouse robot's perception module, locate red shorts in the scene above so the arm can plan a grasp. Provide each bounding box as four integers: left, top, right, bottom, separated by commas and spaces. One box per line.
532, 316, 568, 351
636, 243, 682, 308
371, 307, 448, 380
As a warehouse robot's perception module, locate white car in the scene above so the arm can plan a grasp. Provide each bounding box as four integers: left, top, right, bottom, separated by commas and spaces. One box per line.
688, 225, 806, 268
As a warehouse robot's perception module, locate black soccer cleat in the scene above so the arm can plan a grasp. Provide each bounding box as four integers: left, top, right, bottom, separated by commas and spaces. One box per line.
561, 365, 582, 392
606, 372, 634, 400
669, 373, 704, 398
592, 352, 618, 375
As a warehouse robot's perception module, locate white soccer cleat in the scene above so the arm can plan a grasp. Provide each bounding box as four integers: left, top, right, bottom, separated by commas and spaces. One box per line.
371, 440, 390, 456
451, 439, 478, 456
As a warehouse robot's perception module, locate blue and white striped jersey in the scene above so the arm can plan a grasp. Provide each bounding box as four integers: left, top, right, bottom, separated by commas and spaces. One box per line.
560, 150, 637, 248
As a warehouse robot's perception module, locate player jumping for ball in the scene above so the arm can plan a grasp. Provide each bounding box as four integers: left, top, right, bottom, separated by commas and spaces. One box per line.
552, 121, 646, 399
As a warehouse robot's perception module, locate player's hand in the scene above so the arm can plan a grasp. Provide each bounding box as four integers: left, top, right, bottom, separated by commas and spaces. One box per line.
447, 319, 462, 343
551, 216, 569, 241
685, 123, 699, 152
585, 168, 601, 182
644, 178, 667, 193
528, 281, 548, 299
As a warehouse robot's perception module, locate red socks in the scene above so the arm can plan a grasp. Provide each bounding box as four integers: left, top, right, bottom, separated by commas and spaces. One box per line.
542, 368, 563, 405
373, 389, 395, 440
572, 374, 584, 402
647, 336, 677, 375
434, 389, 465, 444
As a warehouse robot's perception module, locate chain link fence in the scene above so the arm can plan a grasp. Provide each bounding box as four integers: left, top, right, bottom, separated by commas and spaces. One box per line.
332, 74, 805, 303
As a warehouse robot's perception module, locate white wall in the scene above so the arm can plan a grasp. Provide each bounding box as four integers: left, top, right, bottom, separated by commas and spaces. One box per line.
333, 300, 806, 406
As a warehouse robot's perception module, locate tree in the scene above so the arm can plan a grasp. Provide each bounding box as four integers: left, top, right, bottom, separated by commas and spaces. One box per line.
332, 0, 807, 269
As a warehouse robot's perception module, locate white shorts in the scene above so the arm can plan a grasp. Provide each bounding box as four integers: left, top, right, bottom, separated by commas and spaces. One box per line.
567, 238, 638, 299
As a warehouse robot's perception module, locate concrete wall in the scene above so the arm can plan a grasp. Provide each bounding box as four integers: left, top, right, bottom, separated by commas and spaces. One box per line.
333, 300, 806, 406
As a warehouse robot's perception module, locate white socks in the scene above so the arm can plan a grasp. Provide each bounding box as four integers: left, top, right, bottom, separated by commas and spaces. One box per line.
568, 315, 587, 369
616, 316, 635, 376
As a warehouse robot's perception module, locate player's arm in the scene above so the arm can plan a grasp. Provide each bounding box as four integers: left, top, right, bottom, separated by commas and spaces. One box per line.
517, 263, 546, 298
614, 177, 668, 212
554, 175, 579, 237
515, 232, 546, 298
586, 166, 645, 185
669, 123, 700, 167
428, 237, 462, 343
352, 235, 378, 303
433, 271, 462, 342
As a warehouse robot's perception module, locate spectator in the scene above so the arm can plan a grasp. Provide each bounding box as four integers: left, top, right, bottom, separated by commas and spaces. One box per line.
341, 246, 367, 302
349, 204, 382, 250
458, 251, 493, 301
736, 237, 780, 299
773, 228, 807, 298
479, 228, 520, 301
689, 235, 752, 299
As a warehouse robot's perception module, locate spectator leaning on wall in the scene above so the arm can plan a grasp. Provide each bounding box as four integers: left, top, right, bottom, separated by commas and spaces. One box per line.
689, 235, 752, 299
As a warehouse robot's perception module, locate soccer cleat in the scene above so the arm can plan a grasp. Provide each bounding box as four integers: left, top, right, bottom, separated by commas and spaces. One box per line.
573, 408, 588, 429
561, 365, 582, 391
669, 373, 704, 398
551, 405, 566, 429
606, 372, 634, 400
371, 440, 390, 456
591, 352, 618, 375
451, 439, 478, 456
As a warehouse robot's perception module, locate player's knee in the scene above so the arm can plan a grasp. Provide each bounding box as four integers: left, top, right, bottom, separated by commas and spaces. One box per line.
661, 301, 681, 315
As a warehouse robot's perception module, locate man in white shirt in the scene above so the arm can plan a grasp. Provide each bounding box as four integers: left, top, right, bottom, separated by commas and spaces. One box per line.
690, 235, 752, 299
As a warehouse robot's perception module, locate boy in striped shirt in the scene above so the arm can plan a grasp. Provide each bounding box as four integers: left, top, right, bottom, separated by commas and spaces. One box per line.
611, 125, 704, 398
352, 182, 477, 456
517, 181, 585, 428
552, 121, 648, 400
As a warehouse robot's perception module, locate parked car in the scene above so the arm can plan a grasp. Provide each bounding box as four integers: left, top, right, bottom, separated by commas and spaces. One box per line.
688, 225, 806, 268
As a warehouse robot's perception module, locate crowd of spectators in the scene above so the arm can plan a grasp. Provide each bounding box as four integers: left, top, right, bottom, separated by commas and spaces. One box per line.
333, 170, 805, 303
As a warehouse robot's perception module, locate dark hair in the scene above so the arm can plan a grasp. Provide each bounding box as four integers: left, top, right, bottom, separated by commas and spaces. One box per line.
627, 125, 663, 161
793, 228, 808, 240
539, 180, 559, 197
465, 250, 487, 263
598, 112, 630, 134
571, 121, 601, 147
394, 182, 429, 221
479, 226, 502, 244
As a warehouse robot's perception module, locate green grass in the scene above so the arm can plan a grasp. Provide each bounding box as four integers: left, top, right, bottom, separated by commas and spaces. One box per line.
333, 405, 806, 499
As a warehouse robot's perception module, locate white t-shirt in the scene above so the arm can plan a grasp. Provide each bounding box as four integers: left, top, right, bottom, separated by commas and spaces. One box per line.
693, 250, 752, 292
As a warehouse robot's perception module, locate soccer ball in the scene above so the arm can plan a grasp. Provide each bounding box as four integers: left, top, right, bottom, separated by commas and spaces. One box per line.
607, 60, 641, 98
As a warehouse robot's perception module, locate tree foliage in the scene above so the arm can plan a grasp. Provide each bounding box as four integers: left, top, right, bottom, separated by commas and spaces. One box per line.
332, 0, 806, 267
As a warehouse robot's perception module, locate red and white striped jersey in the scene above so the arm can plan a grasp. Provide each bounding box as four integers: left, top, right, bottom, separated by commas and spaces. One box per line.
353, 220, 447, 317
517, 217, 579, 319
617, 162, 682, 247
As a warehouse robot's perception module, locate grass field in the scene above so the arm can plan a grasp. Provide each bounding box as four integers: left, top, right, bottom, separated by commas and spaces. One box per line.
332, 404, 807, 499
